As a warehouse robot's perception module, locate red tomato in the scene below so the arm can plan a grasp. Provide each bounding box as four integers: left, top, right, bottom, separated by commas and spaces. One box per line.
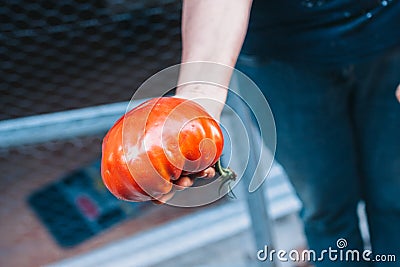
101, 97, 224, 201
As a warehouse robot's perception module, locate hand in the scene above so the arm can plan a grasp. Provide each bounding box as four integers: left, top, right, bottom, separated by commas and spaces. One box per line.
152, 167, 216, 204
396, 84, 400, 103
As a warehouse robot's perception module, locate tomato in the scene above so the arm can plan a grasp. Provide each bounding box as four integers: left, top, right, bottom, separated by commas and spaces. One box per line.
101, 97, 225, 202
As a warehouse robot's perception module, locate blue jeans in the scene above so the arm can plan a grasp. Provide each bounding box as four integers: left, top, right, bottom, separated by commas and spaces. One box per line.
236, 48, 400, 267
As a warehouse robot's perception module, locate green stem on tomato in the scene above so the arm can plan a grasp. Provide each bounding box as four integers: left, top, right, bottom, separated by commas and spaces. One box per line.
215, 159, 237, 198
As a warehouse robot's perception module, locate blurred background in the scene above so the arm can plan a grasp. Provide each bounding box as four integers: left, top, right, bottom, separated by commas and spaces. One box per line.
0, 1, 308, 266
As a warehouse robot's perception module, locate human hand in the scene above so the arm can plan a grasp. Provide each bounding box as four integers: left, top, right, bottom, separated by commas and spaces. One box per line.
152, 83, 229, 204
152, 167, 216, 204
396, 84, 400, 103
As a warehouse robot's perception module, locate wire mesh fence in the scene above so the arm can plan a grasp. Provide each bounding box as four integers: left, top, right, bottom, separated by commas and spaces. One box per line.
0, 1, 190, 266
0, 0, 182, 120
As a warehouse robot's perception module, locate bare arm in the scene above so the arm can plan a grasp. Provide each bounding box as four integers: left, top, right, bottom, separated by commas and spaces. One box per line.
155, 1, 252, 203
180, 0, 252, 67
175, 0, 253, 119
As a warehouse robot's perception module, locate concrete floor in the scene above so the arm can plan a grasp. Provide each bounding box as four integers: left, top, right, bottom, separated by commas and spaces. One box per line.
152, 213, 306, 267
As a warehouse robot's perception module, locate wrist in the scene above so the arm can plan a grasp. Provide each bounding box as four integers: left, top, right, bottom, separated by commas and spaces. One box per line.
174, 84, 227, 121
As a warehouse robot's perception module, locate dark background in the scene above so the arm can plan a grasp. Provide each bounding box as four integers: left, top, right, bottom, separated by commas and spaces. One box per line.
0, 0, 182, 120
0, 1, 197, 266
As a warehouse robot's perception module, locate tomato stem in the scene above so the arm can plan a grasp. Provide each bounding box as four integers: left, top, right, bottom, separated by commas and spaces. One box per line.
215, 160, 237, 198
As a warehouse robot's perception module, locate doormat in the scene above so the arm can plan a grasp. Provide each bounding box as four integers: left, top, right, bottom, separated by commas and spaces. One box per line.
28, 160, 150, 248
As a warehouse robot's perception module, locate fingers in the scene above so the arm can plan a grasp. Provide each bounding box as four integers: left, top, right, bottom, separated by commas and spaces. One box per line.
200, 167, 216, 178
173, 167, 216, 190
153, 167, 218, 204
181, 167, 216, 178
174, 176, 195, 191
180, 167, 216, 179
152, 189, 176, 204
396, 84, 400, 103
152, 167, 215, 204
151, 176, 194, 204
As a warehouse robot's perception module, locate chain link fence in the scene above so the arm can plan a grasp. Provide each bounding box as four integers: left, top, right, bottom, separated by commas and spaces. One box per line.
0, 1, 190, 266
1, 0, 181, 120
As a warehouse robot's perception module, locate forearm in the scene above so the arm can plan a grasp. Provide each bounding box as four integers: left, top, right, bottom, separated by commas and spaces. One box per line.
175, 0, 253, 119
181, 0, 252, 67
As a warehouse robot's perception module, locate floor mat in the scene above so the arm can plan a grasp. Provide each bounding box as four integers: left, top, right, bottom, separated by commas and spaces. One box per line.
28, 160, 150, 248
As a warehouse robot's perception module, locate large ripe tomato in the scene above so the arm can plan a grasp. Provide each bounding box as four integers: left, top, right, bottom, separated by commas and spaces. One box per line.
101, 97, 224, 202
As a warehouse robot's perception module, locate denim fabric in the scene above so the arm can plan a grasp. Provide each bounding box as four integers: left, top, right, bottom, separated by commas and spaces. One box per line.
236, 47, 400, 267
242, 0, 400, 65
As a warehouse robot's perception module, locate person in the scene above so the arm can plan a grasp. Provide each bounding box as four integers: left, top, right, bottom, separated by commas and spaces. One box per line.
166, 0, 400, 266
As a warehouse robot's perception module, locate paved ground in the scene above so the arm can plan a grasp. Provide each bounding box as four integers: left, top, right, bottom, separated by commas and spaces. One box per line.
148, 202, 370, 267
150, 213, 307, 267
